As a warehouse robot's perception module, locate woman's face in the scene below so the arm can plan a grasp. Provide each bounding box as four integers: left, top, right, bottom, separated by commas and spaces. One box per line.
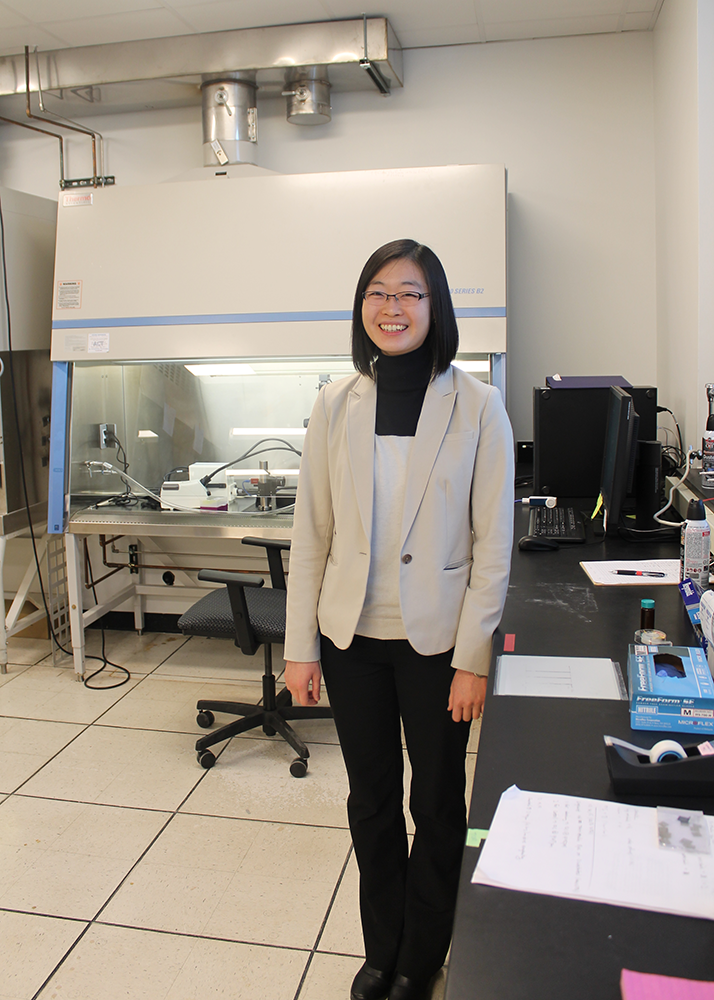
361, 258, 431, 357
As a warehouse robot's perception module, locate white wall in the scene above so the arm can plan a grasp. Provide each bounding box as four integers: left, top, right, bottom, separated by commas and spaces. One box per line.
653, 0, 714, 451
697, 1, 714, 439
0, 30, 657, 441
654, 0, 700, 450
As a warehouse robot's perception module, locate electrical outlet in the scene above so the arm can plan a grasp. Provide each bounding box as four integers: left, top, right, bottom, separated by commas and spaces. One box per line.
99, 423, 117, 449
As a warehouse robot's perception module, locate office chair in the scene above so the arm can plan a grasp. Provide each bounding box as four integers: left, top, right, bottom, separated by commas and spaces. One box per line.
178, 536, 332, 777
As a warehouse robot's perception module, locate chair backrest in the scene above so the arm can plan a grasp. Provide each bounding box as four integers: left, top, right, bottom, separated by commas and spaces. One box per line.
241, 536, 290, 590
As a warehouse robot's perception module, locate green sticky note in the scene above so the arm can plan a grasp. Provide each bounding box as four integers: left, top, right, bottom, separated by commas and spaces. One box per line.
466, 828, 489, 848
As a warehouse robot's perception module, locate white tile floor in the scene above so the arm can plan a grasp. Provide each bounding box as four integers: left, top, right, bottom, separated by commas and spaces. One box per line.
0, 631, 480, 1000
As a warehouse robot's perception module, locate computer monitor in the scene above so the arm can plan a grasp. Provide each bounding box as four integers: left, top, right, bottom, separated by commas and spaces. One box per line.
600, 385, 640, 535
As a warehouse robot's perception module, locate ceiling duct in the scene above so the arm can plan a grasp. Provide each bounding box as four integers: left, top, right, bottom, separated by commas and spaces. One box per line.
0, 19, 402, 120
282, 67, 331, 126
201, 73, 257, 166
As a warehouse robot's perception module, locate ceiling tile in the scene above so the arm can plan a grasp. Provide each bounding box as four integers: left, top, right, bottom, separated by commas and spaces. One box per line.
174, 0, 331, 33
308, 0, 480, 33
380, 0, 479, 31
483, 14, 622, 40
0, 0, 664, 59
40, 8, 194, 47
626, 0, 659, 11
2, 0, 162, 21
479, 0, 624, 21
0, 2, 31, 27
622, 10, 654, 29
160, 0, 250, 7
0, 24, 68, 57
395, 24, 486, 48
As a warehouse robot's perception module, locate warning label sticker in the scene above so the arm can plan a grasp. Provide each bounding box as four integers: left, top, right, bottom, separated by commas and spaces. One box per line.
57, 280, 82, 310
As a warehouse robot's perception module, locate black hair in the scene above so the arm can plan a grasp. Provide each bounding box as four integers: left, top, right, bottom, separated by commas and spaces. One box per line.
351, 239, 459, 379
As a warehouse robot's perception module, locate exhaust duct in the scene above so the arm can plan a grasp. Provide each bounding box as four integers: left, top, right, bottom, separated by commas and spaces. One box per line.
0, 19, 402, 120
282, 67, 331, 126
201, 74, 257, 166
0, 18, 401, 181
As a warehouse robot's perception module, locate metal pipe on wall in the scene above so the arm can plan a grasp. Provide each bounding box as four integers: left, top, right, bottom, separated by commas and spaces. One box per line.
0, 113, 66, 186
94, 534, 268, 583
25, 47, 98, 186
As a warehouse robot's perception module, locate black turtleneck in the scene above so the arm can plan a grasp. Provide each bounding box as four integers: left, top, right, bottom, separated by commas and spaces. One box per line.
374, 341, 433, 437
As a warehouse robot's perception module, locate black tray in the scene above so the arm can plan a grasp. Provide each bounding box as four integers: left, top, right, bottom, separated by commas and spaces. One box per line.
606, 742, 714, 796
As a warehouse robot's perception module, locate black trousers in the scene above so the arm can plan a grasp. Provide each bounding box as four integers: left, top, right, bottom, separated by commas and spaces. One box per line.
320, 633, 471, 982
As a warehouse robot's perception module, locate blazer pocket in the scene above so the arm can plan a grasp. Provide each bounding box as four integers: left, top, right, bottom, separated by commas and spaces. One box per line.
443, 556, 473, 571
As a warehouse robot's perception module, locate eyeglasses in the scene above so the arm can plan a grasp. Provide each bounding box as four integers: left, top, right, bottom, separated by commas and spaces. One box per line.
362, 290, 430, 305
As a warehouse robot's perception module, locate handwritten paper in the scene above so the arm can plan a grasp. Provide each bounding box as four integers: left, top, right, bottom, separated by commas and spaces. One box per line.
472, 786, 714, 921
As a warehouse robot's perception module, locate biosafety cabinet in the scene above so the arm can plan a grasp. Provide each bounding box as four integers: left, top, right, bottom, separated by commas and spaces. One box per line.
49, 163, 508, 536
47, 164, 508, 673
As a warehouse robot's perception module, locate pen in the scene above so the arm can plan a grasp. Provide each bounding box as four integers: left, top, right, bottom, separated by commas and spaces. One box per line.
614, 570, 666, 578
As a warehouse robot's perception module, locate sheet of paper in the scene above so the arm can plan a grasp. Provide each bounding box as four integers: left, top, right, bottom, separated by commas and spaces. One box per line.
494, 655, 625, 700
472, 786, 714, 921
580, 559, 681, 586
621, 968, 714, 1000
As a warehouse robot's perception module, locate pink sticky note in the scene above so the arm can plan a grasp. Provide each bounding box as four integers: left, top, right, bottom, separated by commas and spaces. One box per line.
621, 969, 714, 1000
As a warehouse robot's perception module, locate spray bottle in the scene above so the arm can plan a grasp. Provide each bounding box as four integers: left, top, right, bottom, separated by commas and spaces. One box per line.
703, 383, 714, 474
680, 498, 711, 589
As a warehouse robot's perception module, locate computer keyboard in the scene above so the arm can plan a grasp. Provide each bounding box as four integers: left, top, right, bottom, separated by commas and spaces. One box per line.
528, 505, 587, 543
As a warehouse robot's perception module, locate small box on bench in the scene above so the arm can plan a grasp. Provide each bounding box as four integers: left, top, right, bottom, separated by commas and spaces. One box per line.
627, 644, 714, 735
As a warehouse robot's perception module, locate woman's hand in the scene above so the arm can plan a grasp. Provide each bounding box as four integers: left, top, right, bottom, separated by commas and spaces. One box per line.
285, 660, 322, 707
448, 669, 487, 722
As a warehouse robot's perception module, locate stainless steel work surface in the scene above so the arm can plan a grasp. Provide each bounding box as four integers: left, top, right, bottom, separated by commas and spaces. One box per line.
67, 507, 294, 537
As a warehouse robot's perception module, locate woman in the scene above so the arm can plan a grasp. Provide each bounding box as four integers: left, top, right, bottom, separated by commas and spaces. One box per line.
284, 239, 514, 1000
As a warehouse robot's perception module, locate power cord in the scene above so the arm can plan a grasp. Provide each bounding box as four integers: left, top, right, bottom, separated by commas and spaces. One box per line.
616, 451, 695, 539
657, 405, 686, 473
653, 449, 695, 527
199, 439, 302, 488
82, 543, 130, 689
94, 428, 138, 507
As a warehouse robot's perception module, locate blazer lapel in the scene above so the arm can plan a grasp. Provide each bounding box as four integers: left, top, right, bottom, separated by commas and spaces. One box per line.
346, 376, 376, 541
400, 367, 456, 546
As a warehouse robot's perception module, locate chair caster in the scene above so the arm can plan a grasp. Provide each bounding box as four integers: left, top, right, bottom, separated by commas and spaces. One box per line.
197, 749, 216, 769
290, 757, 308, 778
196, 710, 215, 728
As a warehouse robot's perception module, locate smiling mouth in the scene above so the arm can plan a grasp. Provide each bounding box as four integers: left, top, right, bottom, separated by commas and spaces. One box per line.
379, 324, 408, 333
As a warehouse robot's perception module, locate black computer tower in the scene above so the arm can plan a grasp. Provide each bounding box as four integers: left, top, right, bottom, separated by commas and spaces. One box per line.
533, 386, 657, 498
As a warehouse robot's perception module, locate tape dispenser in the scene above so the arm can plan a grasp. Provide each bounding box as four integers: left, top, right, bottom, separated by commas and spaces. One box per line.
604, 735, 714, 796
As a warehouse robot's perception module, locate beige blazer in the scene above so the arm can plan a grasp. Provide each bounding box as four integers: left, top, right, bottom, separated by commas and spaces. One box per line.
284, 364, 514, 675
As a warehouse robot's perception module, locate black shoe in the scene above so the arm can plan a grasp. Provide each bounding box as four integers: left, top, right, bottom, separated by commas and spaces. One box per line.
350, 962, 393, 1000
388, 973, 431, 1000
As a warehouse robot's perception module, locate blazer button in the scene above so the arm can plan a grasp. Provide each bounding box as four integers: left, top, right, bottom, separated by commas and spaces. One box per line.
402, 553, 412, 564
